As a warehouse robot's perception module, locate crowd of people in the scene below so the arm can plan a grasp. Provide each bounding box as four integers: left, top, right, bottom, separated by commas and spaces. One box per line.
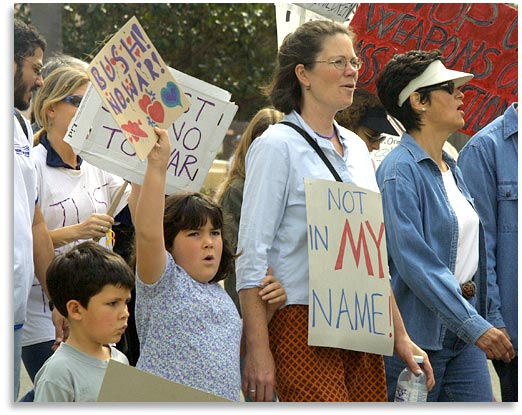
14, 16, 517, 403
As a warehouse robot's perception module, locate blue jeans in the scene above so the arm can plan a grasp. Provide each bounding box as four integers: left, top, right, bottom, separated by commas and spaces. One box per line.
22, 340, 55, 382
14, 328, 22, 401
385, 329, 493, 402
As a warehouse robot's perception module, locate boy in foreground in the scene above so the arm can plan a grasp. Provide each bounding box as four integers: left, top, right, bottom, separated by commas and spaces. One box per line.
34, 241, 134, 402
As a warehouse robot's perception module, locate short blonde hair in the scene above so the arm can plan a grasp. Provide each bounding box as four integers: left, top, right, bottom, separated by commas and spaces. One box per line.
33, 66, 89, 143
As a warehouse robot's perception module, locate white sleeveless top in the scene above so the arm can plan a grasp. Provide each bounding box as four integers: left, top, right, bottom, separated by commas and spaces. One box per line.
441, 168, 479, 284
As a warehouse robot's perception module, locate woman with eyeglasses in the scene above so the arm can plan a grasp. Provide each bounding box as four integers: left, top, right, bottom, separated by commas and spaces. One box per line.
375, 49, 514, 401
236, 20, 434, 402
21, 66, 131, 390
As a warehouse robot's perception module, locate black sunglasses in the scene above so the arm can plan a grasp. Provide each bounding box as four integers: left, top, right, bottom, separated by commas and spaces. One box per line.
62, 94, 83, 108
416, 80, 455, 95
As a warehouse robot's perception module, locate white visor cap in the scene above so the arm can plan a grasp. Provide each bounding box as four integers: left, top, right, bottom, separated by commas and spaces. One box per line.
397, 60, 474, 107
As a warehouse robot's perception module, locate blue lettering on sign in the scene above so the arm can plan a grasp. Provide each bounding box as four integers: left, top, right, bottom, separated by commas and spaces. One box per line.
312, 288, 386, 335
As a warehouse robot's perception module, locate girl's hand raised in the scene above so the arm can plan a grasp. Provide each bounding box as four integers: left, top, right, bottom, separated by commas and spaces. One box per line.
147, 127, 171, 168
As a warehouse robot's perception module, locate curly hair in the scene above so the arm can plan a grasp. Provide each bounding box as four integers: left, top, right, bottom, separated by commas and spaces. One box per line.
264, 20, 356, 114
376, 50, 441, 132
14, 18, 46, 68
335, 89, 383, 131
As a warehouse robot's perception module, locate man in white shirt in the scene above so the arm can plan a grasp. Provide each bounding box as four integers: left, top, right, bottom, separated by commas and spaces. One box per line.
14, 18, 55, 401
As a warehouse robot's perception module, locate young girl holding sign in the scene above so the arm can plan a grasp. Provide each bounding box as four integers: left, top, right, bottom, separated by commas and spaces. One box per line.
129, 127, 286, 401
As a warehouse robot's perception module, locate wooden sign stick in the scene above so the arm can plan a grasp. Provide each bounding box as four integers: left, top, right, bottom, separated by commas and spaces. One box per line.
93, 180, 130, 242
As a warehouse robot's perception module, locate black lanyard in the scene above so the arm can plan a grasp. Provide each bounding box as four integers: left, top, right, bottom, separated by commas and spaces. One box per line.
280, 121, 343, 182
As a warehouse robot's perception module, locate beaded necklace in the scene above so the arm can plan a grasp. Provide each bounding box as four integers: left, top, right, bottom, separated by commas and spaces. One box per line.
314, 127, 336, 139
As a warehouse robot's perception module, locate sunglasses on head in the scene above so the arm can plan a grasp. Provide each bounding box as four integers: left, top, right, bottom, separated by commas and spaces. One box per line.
62, 94, 83, 108
416, 80, 456, 95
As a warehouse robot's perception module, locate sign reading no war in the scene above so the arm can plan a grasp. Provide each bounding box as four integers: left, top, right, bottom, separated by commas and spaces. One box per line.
65, 67, 238, 195
88, 16, 191, 161
304, 178, 393, 356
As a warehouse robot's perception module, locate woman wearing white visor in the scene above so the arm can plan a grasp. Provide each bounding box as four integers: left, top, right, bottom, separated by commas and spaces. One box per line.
375, 50, 514, 401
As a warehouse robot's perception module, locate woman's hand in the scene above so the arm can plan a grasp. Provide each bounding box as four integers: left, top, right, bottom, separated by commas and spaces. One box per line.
394, 338, 435, 391
79, 213, 114, 239
476, 327, 515, 362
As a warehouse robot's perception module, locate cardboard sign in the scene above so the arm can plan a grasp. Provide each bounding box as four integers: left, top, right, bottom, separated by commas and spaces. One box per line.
304, 178, 393, 356
294, 3, 357, 22
274, 3, 328, 48
88, 16, 190, 160
65, 67, 237, 195
98, 360, 230, 402
350, 3, 518, 136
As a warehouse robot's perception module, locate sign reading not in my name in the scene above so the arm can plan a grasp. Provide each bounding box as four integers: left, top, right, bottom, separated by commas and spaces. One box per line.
305, 178, 393, 356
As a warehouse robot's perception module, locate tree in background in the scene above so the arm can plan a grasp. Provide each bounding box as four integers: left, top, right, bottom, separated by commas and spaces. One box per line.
15, 3, 277, 121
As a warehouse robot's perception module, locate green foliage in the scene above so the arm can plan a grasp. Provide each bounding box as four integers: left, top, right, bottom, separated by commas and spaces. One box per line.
16, 3, 278, 120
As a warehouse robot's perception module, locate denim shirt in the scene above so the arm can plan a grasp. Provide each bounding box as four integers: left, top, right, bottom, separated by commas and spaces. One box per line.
376, 133, 491, 350
458, 103, 518, 354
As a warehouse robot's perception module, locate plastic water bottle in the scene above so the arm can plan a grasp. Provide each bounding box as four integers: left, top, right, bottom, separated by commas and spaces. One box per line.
394, 355, 428, 402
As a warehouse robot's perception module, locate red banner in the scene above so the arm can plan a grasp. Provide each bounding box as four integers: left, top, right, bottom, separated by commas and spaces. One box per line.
350, 3, 518, 136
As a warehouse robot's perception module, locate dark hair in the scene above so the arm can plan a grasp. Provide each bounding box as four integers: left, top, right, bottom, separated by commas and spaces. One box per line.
376, 50, 441, 132
265, 20, 356, 114
46, 241, 135, 317
335, 89, 384, 131
14, 18, 46, 69
163, 192, 237, 283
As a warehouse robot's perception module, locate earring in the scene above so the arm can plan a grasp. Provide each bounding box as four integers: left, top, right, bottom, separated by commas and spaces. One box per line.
306, 85, 311, 91
422, 108, 426, 111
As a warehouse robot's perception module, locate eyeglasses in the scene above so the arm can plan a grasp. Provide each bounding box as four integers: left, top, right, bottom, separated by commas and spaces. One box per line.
16, 56, 43, 77
62, 95, 83, 108
308, 56, 362, 71
416, 80, 456, 95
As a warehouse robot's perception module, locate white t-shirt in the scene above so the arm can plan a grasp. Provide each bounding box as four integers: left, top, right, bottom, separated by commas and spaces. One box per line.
441, 168, 479, 284
13, 113, 37, 327
22, 139, 130, 347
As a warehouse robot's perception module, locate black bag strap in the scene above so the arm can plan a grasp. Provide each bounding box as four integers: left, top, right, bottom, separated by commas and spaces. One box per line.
280, 121, 343, 182
14, 109, 30, 141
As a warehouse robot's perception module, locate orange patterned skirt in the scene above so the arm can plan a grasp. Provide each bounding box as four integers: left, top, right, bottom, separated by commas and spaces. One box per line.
268, 305, 387, 402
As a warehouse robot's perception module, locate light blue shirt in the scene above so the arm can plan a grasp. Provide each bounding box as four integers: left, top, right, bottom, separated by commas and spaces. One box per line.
136, 252, 241, 401
236, 111, 378, 306
376, 133, 492, 350
458, 102, 518, 354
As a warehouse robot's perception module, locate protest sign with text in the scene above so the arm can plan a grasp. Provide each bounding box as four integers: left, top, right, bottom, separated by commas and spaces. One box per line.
305, 178, 393, 356
88, 16, 190, 160
65, 67, 237, 195
350, 3, 518, 136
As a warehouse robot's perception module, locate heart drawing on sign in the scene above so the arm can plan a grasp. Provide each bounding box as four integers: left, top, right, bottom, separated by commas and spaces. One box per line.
161, 81, 183, 108
147, 101, 165, 123
121, 119, 148, 142
138, 95, 152, 114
